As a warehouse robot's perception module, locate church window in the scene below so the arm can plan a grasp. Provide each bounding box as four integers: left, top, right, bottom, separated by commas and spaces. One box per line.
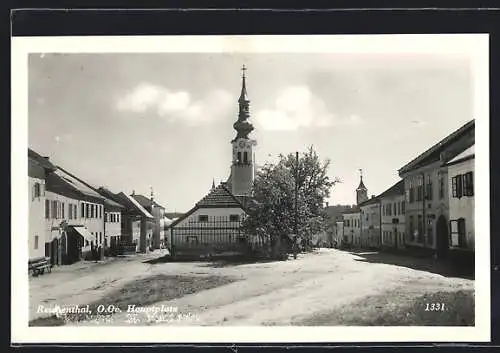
198, 215, 208, 223
237, 152, 242, 164
243, 152, 248, 164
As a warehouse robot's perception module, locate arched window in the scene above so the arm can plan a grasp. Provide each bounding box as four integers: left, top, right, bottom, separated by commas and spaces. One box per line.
243, 152, 248, 164
237, 152, 242, 164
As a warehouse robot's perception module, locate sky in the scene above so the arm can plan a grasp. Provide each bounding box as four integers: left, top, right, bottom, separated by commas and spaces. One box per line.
28, 51, 473, 212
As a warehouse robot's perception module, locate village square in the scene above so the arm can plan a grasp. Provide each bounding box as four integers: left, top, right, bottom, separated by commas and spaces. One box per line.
28, 58, 475, 327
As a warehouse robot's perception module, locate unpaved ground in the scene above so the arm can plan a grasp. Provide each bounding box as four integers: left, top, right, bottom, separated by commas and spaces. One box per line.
29, 249, 474, 326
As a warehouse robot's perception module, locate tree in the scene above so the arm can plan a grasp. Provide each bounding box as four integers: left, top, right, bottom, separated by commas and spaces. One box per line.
243, 146, 340, 258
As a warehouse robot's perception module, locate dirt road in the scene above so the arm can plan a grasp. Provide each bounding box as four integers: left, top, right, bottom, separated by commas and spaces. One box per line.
29, 248, 474, 326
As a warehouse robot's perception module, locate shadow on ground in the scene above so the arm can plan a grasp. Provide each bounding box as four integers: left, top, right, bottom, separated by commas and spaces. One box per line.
143, 253, 292, 267
349, 250, 474, 279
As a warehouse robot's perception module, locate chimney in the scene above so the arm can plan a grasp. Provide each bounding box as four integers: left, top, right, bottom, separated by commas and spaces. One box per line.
371, 195, 375, 199
132, 190, 135, 196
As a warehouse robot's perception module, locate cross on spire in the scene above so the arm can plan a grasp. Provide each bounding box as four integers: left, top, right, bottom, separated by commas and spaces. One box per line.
241, 64, 247, 78
359, 168, 363, 180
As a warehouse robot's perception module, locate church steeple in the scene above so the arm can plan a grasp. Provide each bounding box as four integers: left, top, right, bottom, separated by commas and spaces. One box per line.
356, 169, 368, 205
230, 65, 257, 197
233, 65, 254, 142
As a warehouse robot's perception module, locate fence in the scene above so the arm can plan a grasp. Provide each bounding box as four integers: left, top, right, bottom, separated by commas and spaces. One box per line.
170, 217, 250, 258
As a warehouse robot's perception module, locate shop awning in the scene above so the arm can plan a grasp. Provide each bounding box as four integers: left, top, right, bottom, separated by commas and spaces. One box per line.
71, 226, 95, 242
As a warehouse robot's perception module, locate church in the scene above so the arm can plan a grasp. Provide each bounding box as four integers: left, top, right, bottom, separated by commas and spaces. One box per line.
168, 66, 257, 257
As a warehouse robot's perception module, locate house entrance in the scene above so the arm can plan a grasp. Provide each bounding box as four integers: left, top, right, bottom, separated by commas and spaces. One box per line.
436, 215, 449, 259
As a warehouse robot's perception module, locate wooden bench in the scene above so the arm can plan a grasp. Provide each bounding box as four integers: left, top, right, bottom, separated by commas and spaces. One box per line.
29, 257, 52, 276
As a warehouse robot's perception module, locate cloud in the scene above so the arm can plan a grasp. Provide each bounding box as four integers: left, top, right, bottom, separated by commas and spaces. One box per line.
115, 82, 233, 125
254, 85, 361, 131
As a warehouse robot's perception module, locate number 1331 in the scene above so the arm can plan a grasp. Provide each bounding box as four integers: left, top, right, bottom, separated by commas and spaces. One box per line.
425, 303, 446, 311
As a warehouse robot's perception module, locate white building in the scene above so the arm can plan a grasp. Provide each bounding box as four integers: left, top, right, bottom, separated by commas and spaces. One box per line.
342, 209, 360, 246
169, 66, 255, 257
28, 149, 56, 262
379, 180, 406, 250
446, 145, 475, 252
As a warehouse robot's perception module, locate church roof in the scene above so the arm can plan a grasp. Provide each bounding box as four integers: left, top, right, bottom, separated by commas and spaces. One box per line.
356, 178, 367, 191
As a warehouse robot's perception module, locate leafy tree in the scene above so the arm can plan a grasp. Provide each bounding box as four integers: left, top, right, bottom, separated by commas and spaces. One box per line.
243, 146, 340, 258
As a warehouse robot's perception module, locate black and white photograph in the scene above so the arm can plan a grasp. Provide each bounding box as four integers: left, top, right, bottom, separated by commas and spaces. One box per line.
12, 34, 489, 343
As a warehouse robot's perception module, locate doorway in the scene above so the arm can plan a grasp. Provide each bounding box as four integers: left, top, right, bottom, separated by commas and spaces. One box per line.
436, 215, 449, 259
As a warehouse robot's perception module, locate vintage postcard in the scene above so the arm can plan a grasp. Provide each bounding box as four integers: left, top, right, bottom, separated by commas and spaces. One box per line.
12, 34, 490, 343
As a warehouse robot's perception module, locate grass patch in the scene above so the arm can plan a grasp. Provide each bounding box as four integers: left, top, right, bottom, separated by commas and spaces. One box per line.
296, 289, 474, 326
30, 274, 237, 326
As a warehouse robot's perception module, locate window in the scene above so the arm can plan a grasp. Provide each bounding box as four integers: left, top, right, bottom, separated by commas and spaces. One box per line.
417, 215, 423, 243
451, 218, 467, 248
81, 203, 85, 218
186, 236, 198, 244
100, 205, 103, 218
34, 235, 39, 249
69, 203, 73, 219
198, 215, 208, 222
452, 175, 464, 199
409, 216, 415, 241
61, 202, 65, 219
100, 233, 102, 243
117, 214, 120, 223
387, 204, 391, 216
243, 152, 248, 164
92, 205, 95, 218
402, 201, 405, 215
52, 200, 57, 219
397, 202, 401, 216
104, 213, 108, 222
32, 182, 41, 200
74, 205, 77, 219
426, 174, 433, 201
439, 175, 445, 199
229, 214, 240, 222
463, 172, 474, 196
416, 185, 423, 202
237, 152, 242, 164
45, 200, 50, 219
86, 204, 90, 218
409, 188, 415, 203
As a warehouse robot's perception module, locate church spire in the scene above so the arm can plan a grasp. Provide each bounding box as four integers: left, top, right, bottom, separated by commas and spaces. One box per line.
233, 65, 254, 142
357, 169, 367, 191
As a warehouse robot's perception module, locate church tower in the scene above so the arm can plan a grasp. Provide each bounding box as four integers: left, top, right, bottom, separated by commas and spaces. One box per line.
231, 65, 257, 196
356, 169, 368, 205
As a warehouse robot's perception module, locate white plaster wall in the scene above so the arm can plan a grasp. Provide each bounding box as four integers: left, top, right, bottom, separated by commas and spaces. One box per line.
448, 158, 475, 250
28, 177, 46, 260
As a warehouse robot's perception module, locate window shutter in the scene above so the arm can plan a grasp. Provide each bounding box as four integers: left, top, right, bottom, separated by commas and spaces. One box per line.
452, 177, 457, 197
457, 175, 463, 198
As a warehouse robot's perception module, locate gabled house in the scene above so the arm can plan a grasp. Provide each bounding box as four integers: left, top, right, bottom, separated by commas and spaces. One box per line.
341, 207, 361, 247
169, 178, 248, 257
398, 119, 474, 258
131, 191, 165, 250
113, 192, 155, 253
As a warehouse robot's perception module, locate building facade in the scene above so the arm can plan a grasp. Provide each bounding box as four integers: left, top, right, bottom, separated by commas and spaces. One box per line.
131, 190, 166, 250
342, 210, 361, 246
359, 197, 381, 249
398, 119, 474, 258
379, 180, 406, 250
446, 145, 475, 253
28, 149, 56, 262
